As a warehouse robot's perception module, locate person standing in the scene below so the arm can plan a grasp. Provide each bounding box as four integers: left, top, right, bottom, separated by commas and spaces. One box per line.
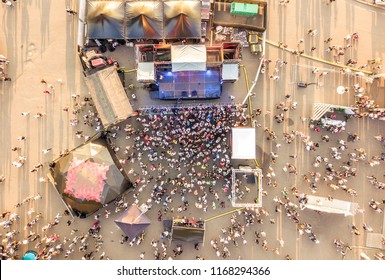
66, 7, 77, 15
1, 0, 14, 7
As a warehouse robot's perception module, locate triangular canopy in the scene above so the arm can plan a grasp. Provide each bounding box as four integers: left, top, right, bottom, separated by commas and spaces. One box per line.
125, 1, 163, 39
164, 0, 201, 38
115, 205, 151, 240
87, 1, 125, 39
50, 137, 131, 217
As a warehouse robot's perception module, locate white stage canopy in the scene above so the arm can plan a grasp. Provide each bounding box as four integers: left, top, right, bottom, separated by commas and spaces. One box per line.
231, 127, 256, 159
171, 45, 207, 72
222, 63, 239, 81
137, 62, 155, 82
304, 195, 358, 216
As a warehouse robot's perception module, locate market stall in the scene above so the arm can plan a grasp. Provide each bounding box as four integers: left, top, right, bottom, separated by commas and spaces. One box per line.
171, 218, 205, 243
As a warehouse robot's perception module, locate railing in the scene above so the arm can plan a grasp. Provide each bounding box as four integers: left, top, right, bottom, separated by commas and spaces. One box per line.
138, 102, 238, 114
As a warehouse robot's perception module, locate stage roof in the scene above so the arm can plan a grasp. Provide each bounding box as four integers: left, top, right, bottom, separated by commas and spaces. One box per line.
171, 45, 206, 72
85, 66, 133, 127
231, 127, 256, 159
125, 1, 163, 39
87, 1, 124, 39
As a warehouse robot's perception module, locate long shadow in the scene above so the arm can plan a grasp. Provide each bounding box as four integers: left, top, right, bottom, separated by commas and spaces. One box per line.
3, 0, 17, 80
65, 10, 76, 87
0, 83, 13, 211
371, 4, 385, 63
20, 0, 30, 76
40, 0, 51, 57
0, 3, 19, 213
296, 0, 311, 39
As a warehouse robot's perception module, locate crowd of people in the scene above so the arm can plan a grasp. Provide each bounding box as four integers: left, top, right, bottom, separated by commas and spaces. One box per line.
1, 91, 384, 258
1, 103, 253, 260
107, 104, 248, 224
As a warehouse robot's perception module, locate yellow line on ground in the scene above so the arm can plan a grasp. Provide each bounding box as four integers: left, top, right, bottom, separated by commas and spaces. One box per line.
240, 65, 261, 169
241, 65, 253, 116
118, 68, 137, 73
260, 37, 373, 75
205, 207, 245, 222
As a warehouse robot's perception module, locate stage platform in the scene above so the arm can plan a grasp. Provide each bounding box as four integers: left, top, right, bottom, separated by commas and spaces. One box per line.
157, 70, 221, 99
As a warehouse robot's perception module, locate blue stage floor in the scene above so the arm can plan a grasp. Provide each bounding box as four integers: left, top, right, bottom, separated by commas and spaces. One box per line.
158, 69, 221, 99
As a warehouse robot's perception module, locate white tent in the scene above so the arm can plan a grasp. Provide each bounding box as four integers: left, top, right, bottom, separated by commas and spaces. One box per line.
231, 127, 256, 159
222, 63, 239, 81
171, 45, 206, 72
137, 62, 155, 82
304, 195, 358, 216
85, 66, 133, 127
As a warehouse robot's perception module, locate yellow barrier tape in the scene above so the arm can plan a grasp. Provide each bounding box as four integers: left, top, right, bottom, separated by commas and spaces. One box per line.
118, 68, 137, 73
240, 65, 261, 169
205, 207, 245, 222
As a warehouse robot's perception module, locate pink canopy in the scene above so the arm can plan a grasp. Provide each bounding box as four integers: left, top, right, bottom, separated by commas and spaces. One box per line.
64, 158, 109, 202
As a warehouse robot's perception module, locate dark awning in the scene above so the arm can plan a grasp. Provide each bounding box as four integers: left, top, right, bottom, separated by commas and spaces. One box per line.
87, 1, 125, 39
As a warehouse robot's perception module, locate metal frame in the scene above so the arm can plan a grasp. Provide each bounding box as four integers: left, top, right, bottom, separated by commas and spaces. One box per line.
231, 167, 262, 208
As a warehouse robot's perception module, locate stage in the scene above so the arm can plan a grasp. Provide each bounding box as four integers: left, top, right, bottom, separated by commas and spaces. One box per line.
157, 69, 222, 99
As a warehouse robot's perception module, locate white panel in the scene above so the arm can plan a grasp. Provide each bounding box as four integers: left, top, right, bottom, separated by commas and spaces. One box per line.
304, 195, 358, 216
137, 62, 155, 81
222, 63, 239, 80
231, 127, 256, 159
